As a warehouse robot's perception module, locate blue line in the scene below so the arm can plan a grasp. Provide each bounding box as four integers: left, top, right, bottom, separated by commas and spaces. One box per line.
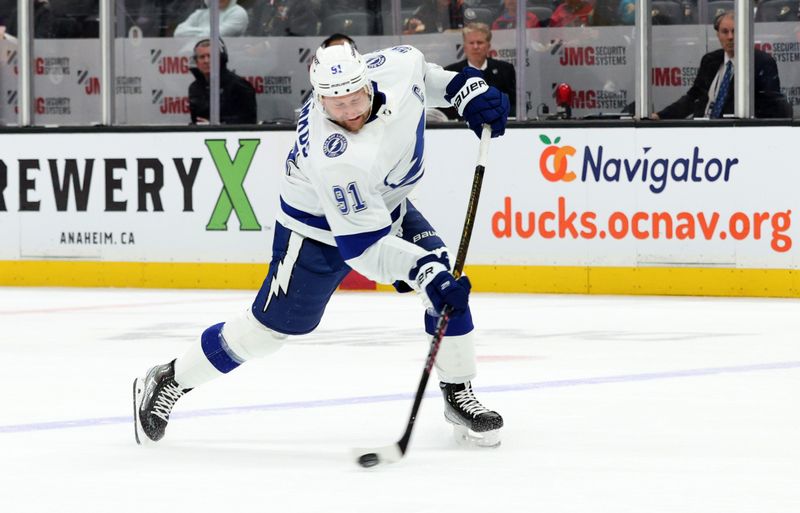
3, 361, 798, 434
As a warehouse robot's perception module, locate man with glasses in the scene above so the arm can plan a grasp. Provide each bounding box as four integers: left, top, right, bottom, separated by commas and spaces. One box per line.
651, 11, 789, 119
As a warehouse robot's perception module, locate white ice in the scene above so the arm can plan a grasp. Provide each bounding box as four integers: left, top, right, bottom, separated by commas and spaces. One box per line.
1, 287, 799, 513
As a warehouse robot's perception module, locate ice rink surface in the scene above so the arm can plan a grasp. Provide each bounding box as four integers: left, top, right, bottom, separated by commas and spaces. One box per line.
1, 286, 799, 513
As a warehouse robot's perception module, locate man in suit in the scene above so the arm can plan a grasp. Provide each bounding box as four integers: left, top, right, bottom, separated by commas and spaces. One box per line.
440, 22, 516, 119
652, 11, 790, 119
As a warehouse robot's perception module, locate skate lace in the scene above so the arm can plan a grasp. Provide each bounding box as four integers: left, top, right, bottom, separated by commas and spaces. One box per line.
453, 385, 490, 417
152, 382, 184, 422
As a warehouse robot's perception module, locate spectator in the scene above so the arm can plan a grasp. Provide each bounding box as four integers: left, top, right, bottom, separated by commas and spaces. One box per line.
33, 0, 55, 37
591, 0, 621, 25
320, 0, 381, 15
442, 23, 516, 118
1, 0, 55, 38
0, 10, 16, 40
492, 0, 540, 29
0, 0, 11, 26
318, 0, 383, 34
404, 0, 465, 34
174, 0, 248, 37
53, 0, 100, 37
549, 0, 594, 27
125, 0, 200, 37
0, 25, 15, 41
262, 0, 318, 36
651, 11, 790, 119
617, 0, 635, 25
188, 38, 257, 124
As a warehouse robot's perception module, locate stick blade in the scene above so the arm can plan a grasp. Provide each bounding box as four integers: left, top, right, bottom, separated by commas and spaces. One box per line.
352, 443, 404, 468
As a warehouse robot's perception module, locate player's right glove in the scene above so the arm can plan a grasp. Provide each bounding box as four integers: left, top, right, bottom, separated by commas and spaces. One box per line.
444, 66, 510, 138
410, 255, 471, 317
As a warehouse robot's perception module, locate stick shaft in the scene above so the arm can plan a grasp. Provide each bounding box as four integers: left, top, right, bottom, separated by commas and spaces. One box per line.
397, 124, 491, 454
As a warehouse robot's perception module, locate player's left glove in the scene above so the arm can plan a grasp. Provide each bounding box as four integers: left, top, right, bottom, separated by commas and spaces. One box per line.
444, 67, 510, 138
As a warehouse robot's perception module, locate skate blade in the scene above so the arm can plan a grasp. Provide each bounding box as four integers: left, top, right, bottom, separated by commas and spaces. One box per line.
452, 425, 501, 448
132, 377, 149, 446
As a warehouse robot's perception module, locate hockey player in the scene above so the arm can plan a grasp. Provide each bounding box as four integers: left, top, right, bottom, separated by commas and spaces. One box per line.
133, 42, 509, 448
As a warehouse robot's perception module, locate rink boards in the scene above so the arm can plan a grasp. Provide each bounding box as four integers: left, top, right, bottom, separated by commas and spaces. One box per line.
1, 126, 798, 296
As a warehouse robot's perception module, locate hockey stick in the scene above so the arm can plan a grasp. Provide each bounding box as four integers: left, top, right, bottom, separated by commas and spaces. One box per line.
355, 125, 491, 468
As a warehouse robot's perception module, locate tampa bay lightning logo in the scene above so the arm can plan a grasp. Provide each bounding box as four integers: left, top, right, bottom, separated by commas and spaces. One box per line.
366, 55, 386, 69
391, 46, 412, 53
412, 85, 424, 103
323, 133, 348, 158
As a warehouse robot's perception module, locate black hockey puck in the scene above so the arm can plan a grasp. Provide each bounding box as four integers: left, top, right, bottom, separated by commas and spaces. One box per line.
357, 453, 379, 468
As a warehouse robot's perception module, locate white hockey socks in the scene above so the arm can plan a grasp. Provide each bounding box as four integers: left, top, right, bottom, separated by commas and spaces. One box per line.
434, 331, 477, 384
174, 309, 287, 389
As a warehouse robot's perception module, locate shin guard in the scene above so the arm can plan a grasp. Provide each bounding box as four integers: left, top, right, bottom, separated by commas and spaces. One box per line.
424, 308, 476, 384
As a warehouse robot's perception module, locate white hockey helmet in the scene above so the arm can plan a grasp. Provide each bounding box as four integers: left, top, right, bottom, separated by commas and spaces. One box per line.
309, 42, 372, 115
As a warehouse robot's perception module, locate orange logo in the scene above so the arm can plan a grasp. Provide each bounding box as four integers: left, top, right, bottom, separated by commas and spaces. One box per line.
539, 134, 576, 182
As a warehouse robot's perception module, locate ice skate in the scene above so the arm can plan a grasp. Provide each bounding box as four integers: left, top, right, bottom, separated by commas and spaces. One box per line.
440, 381, 503, 448
133, 360, 192, 444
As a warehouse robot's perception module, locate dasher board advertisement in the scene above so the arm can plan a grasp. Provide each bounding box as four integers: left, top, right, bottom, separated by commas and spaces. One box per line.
0, 127, 797, 271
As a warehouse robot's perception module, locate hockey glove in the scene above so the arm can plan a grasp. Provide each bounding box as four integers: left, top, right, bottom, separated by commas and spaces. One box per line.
411, 256, 471, 317
444, 67, 510, 138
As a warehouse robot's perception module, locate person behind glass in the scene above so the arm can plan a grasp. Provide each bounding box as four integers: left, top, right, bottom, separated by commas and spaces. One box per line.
591, 0, 622, 25
441, 23, 516, 119
616, 0, 635, 25
262, 0, 319, 36
549, 0, 595, 27
188, 38, 257, 124
174, 0, 248, 37
317, 0, 382, 34
0, 0, 55, 39
492, 0, 540, 29
650, 11, 789, 119
0, 13, 15, 41
404, 0, 465, 34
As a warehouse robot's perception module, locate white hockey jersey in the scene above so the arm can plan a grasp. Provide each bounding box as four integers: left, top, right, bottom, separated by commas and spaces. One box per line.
276, 45, 458, 285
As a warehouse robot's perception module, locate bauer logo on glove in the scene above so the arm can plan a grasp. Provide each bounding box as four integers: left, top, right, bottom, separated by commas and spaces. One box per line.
444, 67, 510, 139
452, 78, 488, 112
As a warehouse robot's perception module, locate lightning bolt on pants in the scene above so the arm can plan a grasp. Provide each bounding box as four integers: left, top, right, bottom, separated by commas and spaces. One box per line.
251, 222, 352, 335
